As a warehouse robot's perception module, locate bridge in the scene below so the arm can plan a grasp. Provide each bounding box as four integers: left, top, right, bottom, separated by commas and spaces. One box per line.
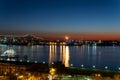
0, 34, 44, 40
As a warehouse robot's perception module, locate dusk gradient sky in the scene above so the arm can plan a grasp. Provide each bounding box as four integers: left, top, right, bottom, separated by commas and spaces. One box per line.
0, 0, 120, 40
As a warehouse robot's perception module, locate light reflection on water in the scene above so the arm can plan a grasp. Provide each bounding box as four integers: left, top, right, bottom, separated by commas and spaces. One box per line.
49, 45, 57, 65
49, 45, 70, 67
63, 46, 70, 67
0, 44, 120, 70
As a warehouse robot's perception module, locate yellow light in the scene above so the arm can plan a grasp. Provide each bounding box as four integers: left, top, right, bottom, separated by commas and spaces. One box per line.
18, 75, 23, 78
49, 68, 56, 76
63, 46, 70, 67
15, 73, 18, 76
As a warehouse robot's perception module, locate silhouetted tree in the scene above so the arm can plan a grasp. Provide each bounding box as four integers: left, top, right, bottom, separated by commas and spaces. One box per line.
52, 61, 66, 74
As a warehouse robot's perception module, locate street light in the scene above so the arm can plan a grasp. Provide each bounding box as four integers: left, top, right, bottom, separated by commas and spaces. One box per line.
105, 66, 108, 70
20, 59, 22, 62
34, 61, 37, 63
92, 65, 95, 69
52, 62, 54, 65
81, 64, 84, 68
15, 73, 18, 76
70, 64, 73, 67
18, 75, 24, 79
27, 60, 29, 63
118, 67, 120, 71
0, 58, 3, 60
43, 61, 45, 64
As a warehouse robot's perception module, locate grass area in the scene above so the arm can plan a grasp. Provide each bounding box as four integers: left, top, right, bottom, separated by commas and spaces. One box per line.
65, 67, 120, 78
0, 60, 120, 78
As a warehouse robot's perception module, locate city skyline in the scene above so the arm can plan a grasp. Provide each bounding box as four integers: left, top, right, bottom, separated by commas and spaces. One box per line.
0, 0, 120, 40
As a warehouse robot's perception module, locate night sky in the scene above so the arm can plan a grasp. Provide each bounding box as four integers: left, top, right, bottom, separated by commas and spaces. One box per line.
0, 0, 120, 40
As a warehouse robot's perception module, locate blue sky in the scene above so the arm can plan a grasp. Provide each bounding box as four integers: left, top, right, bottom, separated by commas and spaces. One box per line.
0, 0, 120, 35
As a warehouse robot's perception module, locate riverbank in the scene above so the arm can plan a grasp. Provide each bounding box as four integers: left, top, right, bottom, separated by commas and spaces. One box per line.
0, 60, 119, 78
66, 67, 120, 78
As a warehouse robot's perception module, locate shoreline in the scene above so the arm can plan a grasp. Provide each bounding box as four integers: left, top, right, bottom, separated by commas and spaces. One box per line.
0, 43, 120, 46
0, 60, 119, 78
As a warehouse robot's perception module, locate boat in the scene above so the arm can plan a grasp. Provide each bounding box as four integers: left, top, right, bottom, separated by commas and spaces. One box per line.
0, 46, 16, 61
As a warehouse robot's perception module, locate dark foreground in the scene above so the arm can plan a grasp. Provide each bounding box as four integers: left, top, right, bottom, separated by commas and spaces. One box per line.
0, 60, 120, 80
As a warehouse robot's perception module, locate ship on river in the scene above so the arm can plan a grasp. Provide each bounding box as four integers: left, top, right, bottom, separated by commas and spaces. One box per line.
0, 46, 16, 61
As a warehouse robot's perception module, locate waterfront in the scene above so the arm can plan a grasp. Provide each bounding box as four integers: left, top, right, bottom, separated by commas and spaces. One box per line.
0, 44, 120, 71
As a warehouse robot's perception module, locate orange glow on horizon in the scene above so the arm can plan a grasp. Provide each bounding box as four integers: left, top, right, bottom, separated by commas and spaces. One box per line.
37, 32, 120, 40
65, 36, 69, 40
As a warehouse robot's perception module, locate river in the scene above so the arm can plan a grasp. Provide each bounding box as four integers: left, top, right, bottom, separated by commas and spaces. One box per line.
0, 44, 120, 71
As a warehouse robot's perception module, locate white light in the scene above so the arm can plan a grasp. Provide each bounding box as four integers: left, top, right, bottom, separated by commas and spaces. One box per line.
35, 61, 37, 63
93, 65, 95, 69
28, 73, 31, 76
0, 58, 3, 60
11, 59, 15, 61
27, 60, 29, 63
70, 64, 73, 67
43, 61, 45, 64
15, 73, 18, 76
7, 58, 10, 61
105, 66, 108, 69
52, 62, 54, 64
118, 67, 120, 70
81, 64, 84, 68
20, 59, 22, 62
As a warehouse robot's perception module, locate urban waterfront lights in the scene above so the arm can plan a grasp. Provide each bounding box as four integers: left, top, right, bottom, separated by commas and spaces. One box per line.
20, 59, 22, 62
118, 67, 120, 70
105, 66, 108, 70
0, 58, 3, 60
81, 64, 84, 68
4, 72, 7, 76
18, 75, 24, 79
28, 73, 31, 76
35, 61, 37, 63
49, 68, 56, 80
95, 74, 101, 77
70, 64, 73, 67
52, 62, 54, 64
27, 60, 30, 63
15, 73, 18, 76
92, 65, 96, 69
43, 61, 45, 64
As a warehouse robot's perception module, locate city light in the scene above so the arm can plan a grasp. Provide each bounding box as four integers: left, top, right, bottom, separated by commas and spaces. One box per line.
118, 67, 120, 70
34, 61, 37, 63
43, 61, 45, 64
49, 68, 56, 76
93, 65, 95, 69
20, 59, 23, 62
70, 64, 73, 67
18, 75, 23, 79
81, 64, 84, 68
27, 60, 30, 63
105, 66, 108, 70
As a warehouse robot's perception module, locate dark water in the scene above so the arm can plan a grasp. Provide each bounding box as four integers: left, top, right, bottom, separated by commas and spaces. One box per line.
0, 44, 120, 71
